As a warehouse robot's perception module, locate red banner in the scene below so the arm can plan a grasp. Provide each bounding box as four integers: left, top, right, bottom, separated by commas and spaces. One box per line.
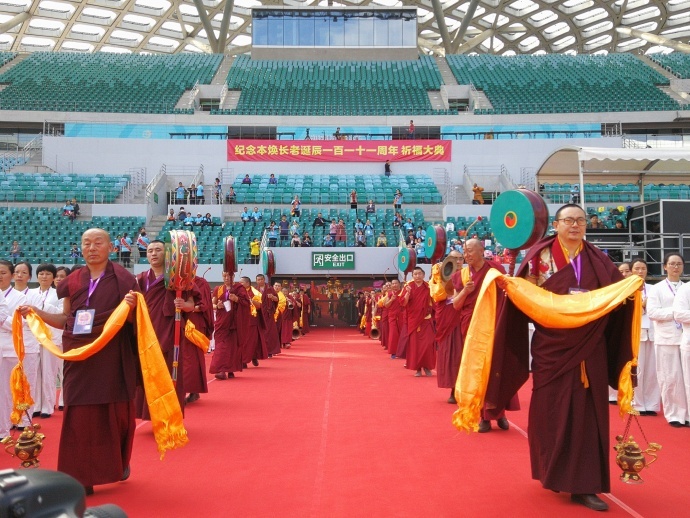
226, 139, 451, 162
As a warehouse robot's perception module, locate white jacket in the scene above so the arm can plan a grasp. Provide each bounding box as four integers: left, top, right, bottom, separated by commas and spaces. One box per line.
0, 288, 27, 357
672, 282, 690, 348
648, 279, 683, 346
25, 287, 62, 353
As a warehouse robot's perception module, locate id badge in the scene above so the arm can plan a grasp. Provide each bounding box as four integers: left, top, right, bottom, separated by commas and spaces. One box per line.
73, 309, 96, 335
569, 287, 590, 295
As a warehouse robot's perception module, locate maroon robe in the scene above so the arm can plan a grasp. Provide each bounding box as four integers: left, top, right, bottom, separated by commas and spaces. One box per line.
404, 281, 435, 371
379, 296, 388, 348
397, 310, 409, 359
300, 293, 311, 334
209, 283, 244, 375
386, 292, 403, 356
258, 284, 280, 356
237, 285, 258, 363
488, 236, 634, 494
280, 295, 295, 345
434, 295, 462, 389
57, 261, 139, 487
183, 276, 212, 394
135, 269, 195, 418
247, 287, 267, 360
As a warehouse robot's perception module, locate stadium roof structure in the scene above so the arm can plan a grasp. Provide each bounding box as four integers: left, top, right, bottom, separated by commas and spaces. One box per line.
0, 0, 689, 56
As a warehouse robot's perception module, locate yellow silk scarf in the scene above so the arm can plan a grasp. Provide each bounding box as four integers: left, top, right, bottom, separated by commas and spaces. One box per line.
184, 319, 210, 353
452, 272, 642, 433
12, 292, 188, 459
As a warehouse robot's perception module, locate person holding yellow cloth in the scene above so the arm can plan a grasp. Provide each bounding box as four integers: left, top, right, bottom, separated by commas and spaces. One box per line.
455, 204, 639, 512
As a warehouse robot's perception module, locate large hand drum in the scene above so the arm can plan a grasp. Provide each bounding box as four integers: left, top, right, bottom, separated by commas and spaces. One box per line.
424, 225, 446, 263
262, 248, 275, 277
490, 189, 549, 251
223, 236, 237, 274
164, 230, 198, 291
397, 247, 417, 274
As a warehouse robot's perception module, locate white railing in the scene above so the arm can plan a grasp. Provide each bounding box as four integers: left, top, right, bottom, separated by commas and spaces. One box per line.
146, 165, 166, 204
189, 80, 200, 108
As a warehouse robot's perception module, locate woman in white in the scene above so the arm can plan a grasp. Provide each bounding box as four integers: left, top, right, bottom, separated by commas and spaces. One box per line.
631, 259, 660, 416
648, 253, 688, 428
26, 264, 63, 418
672, 261, 690, 428
53, 266, 69, 411
0, 260, 27, 438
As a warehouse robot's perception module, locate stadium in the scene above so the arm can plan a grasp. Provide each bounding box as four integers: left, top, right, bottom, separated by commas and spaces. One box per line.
0, 0, 689, 516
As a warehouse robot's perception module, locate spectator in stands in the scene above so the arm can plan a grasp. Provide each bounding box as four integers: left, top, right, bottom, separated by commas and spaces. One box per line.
350, 190, 358, 211
241, 207, 251, 225
334, 128, 341, 140
196, 182, 204, 205
588, 214, 604, 229
226, 187, 236, 204
70, 243, 80, 262
71, 198, 80, 217
354, 218, 364, 233
183, 214, 195, 226
290, 233, 301, 248
290, 219, 300, 237
312, 212, 326, 230
615, 219, 626, 230
392, 212, 402, 228
268, 174, 277, 185
415, 226, 426, 240
167, 209, 176, 222
112, 235, 121, 259
377, 232, 387, 247
408, 120, 415, 139
323, 235, 334, 247
193, 213, 204, 226
364, 220, 374, 243
267, 221, 278, 247
393, 190, 403, 210
302, 232, 313, 247
9, 240, 22, 263
336, 219, 346, 246
291, 195, 301, 217
279, 215, 290, 245
250, 238, 260, 264
366, 200, 376, 214
472, 183, 485, 205
188, 183, 197, 205
242, 174, 252, 185
214, 178, 222, 203
384, 161, 392, 177
403, 218, 414, 232
120, 233, 132, 267
251, 207, 263, 223
178, 207, 187, 221
445, 220, 455, 232
415, 238, 427, 262
457, 227, 467, 239
356, 230, 366, 247
201, 213, 213, 227
329, 219, 338, 241
176, 182, 186, 203
570, 184, 580, 204
450, 239, 463, 253
405, 230, 415, 246
136, 230, 150, 254
62, 200, 75, 222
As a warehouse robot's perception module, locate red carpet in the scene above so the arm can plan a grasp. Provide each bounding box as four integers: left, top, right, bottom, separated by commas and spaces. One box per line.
1, 328, 688, 517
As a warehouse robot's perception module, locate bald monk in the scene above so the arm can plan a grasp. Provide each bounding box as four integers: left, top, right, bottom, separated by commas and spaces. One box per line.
238, 276, 261, 367
135, 240, 196, 418
210, 271, 244, 379
255, 274, 280, 358
384, 279, 404, 359
453, 238, 518, 432
184, 275, 213, 404
401, 266, 435, 377
20, 228, 139, 495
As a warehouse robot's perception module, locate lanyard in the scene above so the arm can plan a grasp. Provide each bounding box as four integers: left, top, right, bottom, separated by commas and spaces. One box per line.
666, 279, 680, 296
39, 288, 50, 309
146, 270, 164, 292
3, 287, 12, 298
86, 272, 105, 308
21, 287, 29, 295
572, 254, 582, 288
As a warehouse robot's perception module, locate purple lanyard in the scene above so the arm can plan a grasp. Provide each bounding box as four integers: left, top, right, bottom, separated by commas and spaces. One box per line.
21, 287, 28, 295
224, 288, 230, 301
146, 271, 164, 292
572, 254, 582, 287
666, 279, 679, 296
39, 288, 49, 309
3, 287, 12, 298
86, 272, 105, 308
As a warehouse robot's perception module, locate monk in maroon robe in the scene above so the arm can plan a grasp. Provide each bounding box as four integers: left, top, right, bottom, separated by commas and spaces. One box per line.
378, 285, 389, 348
238, 276, 261, 366
184, 276, 212, 403
255, 274, 280, 357
299, 289, 310, 334
280, 288, 295, 348
401, 267, 435, 376
135, 240, 197, 419
385, 279, 404, 358
22, 229, 139, 494
210, 271, 244, 379
488, 204, 634, 512
454, 239, 518, 430
396, 301, 409, 360
434, 251, 464, 403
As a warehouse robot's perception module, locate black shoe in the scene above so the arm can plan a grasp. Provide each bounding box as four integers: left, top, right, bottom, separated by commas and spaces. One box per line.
242, 363, 248, 369
497, 417, 510, 430
32, 411, 40, 418
571, 494, 608, 511
40, 413, 52, 419
447, 395, 457, 404
58, 406, 64, 411
670, 421, 683, 428
642, 410, 658, 416
185, 393, 200, 404
121, 465, 130, 481
252, 359, 259, 367
85, 486, 94, 496
227, 372, 235, 378
478, 420, 491, 433
608, 401, 617, 405
268, 354, 272, 358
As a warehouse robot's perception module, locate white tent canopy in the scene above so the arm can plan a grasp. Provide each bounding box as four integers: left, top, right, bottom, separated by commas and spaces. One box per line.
537, 146, 690, 203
